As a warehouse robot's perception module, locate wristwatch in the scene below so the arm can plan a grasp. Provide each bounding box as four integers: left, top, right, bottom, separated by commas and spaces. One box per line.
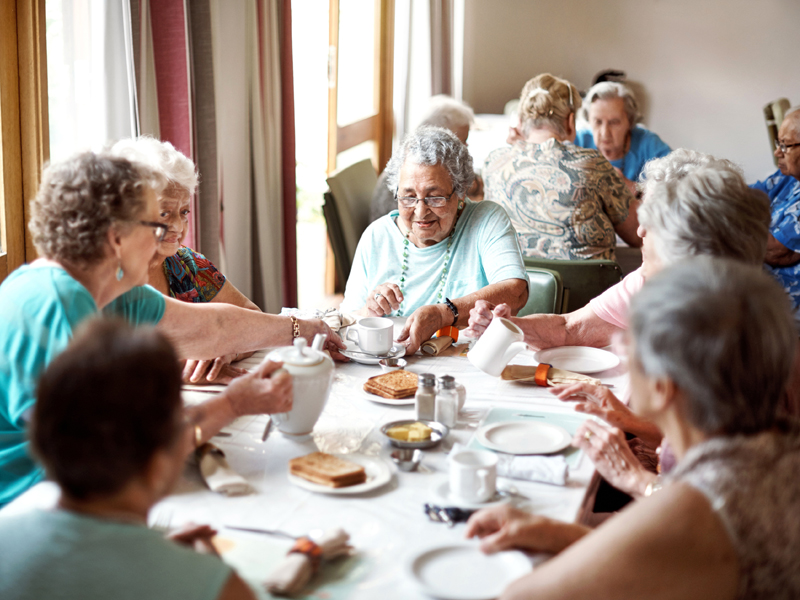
443, 297, 459, 327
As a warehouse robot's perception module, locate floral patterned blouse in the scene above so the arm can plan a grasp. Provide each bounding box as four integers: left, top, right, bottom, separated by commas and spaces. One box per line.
163, 246, 226, 303
483, 138, 635, 261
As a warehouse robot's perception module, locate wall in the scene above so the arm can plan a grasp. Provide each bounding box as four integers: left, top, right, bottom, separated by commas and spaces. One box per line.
462, 0, 800, 181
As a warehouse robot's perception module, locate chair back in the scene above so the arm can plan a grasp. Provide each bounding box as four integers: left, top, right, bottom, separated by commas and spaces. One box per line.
523, 257, 623, 313
325, 159, 378, 275
322, 191, 350, 287
518, 268, 564, 316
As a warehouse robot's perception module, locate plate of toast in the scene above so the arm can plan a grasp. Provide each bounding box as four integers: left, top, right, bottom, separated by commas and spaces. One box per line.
362, 370, 418, 405
288, 451, 392, 495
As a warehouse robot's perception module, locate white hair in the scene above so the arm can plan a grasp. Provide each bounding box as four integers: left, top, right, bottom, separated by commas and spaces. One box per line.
418, 95, 475, 132
109, 136, 198, 197
579, 81, 640, 130
637, 149, 770, 266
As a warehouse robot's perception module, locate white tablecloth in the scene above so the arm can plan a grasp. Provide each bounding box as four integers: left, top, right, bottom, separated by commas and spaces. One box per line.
3, 323, 628, 599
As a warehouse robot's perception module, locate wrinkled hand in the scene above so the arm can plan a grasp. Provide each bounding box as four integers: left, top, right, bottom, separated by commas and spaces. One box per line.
225, 360, 293, 417
366, 283, 403, 316
465, 505, 580, 555
167, 523, 219, 555
463, 300, 511, 338
396, 304, 447, 355
573, 420, 655, 498
182, 355, 248, 384
551, 383, 634, 430
299, 318, 348, 362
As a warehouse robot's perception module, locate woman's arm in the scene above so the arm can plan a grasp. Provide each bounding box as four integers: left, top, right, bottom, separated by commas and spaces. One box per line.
501, 484, 739, 600
212, 280, 260, 312
613, 207, 643, 248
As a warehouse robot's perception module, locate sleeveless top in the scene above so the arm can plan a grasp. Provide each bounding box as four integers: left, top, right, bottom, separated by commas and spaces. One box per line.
163, 246, 226, 303
669, 427, 800, 599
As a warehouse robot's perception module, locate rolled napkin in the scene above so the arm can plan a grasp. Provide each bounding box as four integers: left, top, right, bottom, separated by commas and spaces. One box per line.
197, 444, 254, 496
451, 442, 567, 486
279, 308, 354, 333
264, 528, 353, 596
501, 364, 601, 387
421, 326, 459, 356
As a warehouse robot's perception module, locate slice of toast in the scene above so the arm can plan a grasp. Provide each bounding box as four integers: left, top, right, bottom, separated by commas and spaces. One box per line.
289, 452, 367, 488
363, 370, 418, 399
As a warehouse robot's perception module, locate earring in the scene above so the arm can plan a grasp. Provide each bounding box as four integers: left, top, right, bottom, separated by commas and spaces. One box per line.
458, 200, 465, 210
116, 261, 124, 281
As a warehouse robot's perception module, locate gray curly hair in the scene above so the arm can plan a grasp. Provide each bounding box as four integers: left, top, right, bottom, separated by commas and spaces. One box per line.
579, 81, 640, 129
637, 149, 770, 266
384, 126, 474, 198
109, 136, 198, 197
29, 152, 166, 265
630, 257, 795, 435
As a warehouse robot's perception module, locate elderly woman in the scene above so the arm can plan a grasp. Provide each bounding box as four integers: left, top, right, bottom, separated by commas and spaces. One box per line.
576, 81, 671, 195
467, 258, 800, 600
340, 126, 528, 355
370, 96, 483, 222
110, 137, 257, 383
483, 74, 642, 261
0, 151, 344, 507
0, 319, 257, 600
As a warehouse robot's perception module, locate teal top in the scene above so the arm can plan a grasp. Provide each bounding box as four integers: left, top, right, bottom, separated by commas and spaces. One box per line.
0, 509, 231, 600
340, 199, 527, 315
0, 265, 166, 507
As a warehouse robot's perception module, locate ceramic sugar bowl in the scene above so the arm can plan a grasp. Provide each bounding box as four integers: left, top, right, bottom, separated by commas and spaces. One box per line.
267, 334, 334, 438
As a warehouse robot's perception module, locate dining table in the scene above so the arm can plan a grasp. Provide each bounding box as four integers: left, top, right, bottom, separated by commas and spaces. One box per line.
1, 318, 629, 599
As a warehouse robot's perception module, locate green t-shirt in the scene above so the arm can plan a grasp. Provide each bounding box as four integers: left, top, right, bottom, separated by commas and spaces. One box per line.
0, 509, 231, 600
0, 265, 166, 506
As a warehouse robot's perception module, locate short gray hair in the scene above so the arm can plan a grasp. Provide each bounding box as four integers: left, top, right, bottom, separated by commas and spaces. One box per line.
418, 95, 475, 132
638, 149, 770, 266
782, 105, 800, 136
30, 152, 166, 265
109, 136, 198, 197
384, 126, 474, 198
579, 81, 640, 129
630, 257, 795, 435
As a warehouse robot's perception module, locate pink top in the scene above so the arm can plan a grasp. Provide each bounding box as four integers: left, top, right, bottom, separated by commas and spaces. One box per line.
589, 267, 645, 329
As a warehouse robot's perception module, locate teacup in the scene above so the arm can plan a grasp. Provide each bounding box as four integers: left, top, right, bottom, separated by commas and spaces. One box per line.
449, 449, 497, 503
346, 317, 393, 355
467, 317, 528, 377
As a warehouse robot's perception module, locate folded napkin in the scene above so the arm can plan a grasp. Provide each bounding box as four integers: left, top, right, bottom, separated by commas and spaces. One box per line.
501, 364, 601, 387
279, 308, 354, 333
197, 444, 254, 497
451, 442, 567, 486
264, 528, 353, 596
422, 336, 453, 355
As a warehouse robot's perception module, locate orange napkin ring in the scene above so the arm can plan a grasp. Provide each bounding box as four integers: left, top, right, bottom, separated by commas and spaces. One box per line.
534, 363, 551, 387
436, 326, 459, 342
289, 537, 323, 573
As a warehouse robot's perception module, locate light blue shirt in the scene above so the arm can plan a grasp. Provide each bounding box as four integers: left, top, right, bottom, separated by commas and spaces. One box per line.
575, 125, 671, 182
341, 199, 527, 315
0, 509, 231, 600
0, 265, 166, 507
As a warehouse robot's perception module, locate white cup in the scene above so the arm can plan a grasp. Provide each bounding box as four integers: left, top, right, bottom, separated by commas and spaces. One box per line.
449, 449, 497, 503
467, 317, 528, 377
346, 317, 393, 355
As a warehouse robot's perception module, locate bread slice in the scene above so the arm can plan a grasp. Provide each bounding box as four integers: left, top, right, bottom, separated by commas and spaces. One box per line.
363, 370, 418, 399
289, 452, 367, 488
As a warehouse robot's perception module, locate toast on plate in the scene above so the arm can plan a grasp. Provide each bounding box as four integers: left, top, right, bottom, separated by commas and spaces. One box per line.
289, 451, 367, 488
363, 370, 418, 399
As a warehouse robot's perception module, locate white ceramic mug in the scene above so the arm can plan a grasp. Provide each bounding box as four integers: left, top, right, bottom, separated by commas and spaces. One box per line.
449, 449, 498, 503
467, 317, 528, 377
346, 317, 393, 355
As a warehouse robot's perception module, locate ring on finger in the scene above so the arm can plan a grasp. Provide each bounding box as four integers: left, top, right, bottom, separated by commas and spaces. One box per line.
374, 293, 383, 301
584, 430, 593, 441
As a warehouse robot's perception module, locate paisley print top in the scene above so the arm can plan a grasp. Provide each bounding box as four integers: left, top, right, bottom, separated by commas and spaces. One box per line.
163, 246, 226, 303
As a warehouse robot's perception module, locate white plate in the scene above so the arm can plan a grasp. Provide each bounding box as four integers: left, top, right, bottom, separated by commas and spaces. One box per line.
407, 543, 531, 600
532, 346, 619, 374
360, 387, 416, 406
477, 421, 572, 455
431, 481, 510, 510
341, 342, 406, 365
287, 454, 392, 495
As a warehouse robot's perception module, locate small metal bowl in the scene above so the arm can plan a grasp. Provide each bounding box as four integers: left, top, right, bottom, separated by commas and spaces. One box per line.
379, 357, 407, 372
380, 419, 449, 449
391, 448, 422, 472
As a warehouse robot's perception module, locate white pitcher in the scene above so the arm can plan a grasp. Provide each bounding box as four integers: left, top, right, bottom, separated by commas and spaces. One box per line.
467, 317, 528, 377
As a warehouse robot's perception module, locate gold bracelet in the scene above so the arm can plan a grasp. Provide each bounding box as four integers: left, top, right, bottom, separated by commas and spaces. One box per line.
644, 479, 663, 497
194, 425, 203, 448
290, 315, 300, 338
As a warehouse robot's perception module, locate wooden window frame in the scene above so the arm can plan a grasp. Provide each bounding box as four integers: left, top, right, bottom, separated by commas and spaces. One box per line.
0, 0, 49, 281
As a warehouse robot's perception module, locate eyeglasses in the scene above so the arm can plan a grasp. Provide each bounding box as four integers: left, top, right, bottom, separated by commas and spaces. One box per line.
395, 190, 455, 208
774, 139, 800, 154
136, 220, 168, 242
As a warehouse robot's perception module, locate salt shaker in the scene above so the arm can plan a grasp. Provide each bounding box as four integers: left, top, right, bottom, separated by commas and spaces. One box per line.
415, 373, 437, 421
435, 375, 458, 428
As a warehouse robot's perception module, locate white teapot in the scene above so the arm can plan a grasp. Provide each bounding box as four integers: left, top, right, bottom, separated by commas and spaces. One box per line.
267, 334, 334, 438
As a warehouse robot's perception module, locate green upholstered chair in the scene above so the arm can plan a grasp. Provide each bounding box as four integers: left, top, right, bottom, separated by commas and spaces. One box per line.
518, 268, 564, 316
522, 257, 623, 313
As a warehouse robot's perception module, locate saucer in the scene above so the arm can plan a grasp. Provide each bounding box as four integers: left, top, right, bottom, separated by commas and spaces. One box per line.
431, 481, 510, 510
341, 342, 406, 365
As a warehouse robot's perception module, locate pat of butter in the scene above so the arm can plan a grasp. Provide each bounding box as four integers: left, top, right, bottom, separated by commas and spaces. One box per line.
387, 422, 432, 442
